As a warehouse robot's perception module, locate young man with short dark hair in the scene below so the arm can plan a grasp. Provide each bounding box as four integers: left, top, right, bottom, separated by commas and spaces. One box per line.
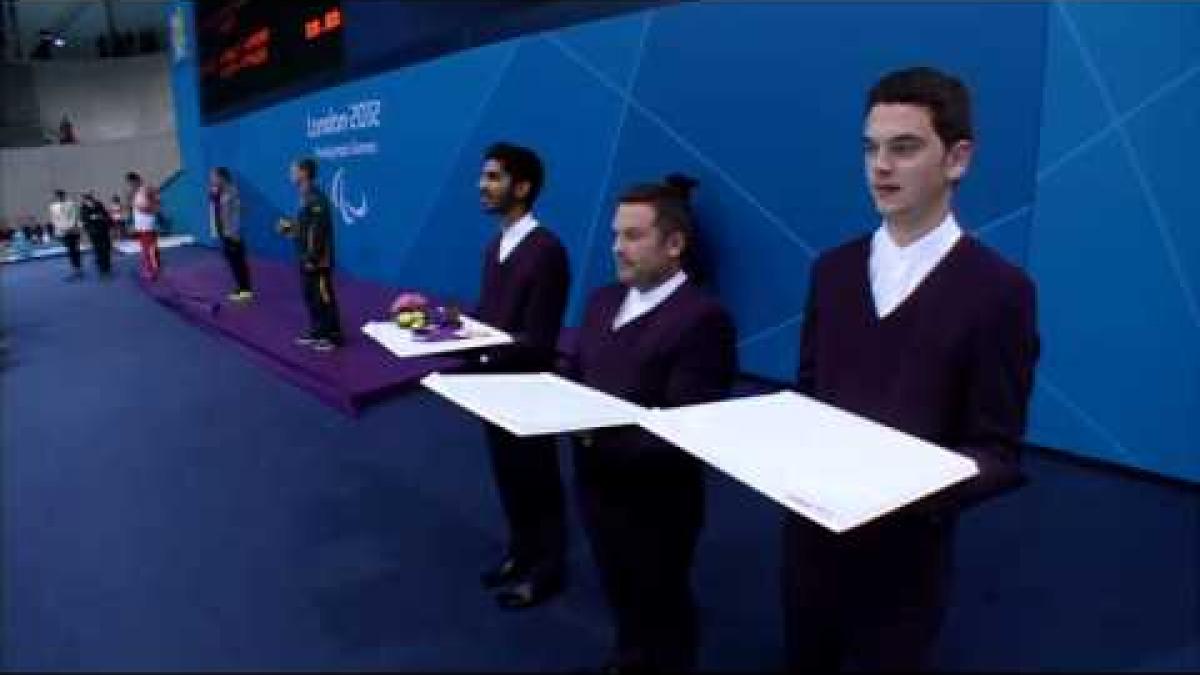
277, 157, 342, 351
783, 66, 1040, 672
469, 142, 572, 610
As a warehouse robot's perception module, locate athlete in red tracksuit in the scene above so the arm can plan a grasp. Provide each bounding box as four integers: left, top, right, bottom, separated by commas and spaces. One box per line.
126, 172, 161, 280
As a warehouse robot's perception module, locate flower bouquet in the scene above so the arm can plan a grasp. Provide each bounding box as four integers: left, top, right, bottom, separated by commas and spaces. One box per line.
389, 291, 465, 342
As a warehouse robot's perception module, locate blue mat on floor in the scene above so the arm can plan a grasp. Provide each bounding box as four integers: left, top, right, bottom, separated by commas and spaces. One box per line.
3, 250, 1197, 671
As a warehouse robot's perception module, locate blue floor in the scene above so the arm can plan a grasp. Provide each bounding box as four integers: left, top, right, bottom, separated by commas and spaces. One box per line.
3, 249, 1198, 671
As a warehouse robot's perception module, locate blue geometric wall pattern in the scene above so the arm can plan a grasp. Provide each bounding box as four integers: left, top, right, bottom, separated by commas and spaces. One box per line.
1027, 1, 1200, 483
172, 1, 1048, 385
184, 5, 1200, 477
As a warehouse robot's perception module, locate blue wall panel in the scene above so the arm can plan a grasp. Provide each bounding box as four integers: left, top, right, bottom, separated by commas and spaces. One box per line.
164, 1, 207, 241
188, 4, 1200, 478
169, 1, 1200, 483
173, 0, 1047, 386
1029, 2, 1200, 482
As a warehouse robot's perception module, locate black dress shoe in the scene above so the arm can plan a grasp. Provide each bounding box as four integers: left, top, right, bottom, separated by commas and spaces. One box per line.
495, 565, 565, 610
480, 554, 524, 590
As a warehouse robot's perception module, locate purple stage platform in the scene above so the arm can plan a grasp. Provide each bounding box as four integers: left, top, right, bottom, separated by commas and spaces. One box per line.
138, 251, 463, 415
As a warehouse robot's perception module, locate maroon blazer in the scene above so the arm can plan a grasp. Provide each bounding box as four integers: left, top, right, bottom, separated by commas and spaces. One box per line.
564, 280, 737, 469
797, 234, 1040, 513
473, 226, 570, 373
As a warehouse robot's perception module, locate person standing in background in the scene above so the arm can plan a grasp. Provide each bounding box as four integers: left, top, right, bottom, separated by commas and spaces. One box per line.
80, 191, 114, 278
276, 157, 342, 352
49, 189, 82, 280
565, 175, 737, 673
783, 66, 1040, 672
209, 167, 253, 302
126, 172, 162, 280
467, 142, 571, 610
109, 194, 126, 241
58, 113, 77, 144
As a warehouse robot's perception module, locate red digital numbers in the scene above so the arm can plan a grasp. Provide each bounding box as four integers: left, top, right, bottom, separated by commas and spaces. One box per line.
202, 3, 342, 86
305, 19, 322, 40
305, 7, 342, 40
214, 26, 272, 80
246, 27, 269, 50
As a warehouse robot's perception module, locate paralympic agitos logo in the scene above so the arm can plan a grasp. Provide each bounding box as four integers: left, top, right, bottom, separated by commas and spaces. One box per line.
305, 98, 381, 225
330, 167, 369, 225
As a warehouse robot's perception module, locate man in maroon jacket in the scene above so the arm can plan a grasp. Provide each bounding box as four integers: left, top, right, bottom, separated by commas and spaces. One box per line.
471, 142, 572, 610
565, 175, 737, 673
784, 66, 1040, 671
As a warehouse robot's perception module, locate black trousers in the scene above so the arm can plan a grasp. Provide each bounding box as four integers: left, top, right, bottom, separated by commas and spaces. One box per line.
484, 424, 566, 570
63, 230, 82, 270
575, 446, 705, 672
85, 225, 112, 274
220, 236, 252, 292
781, 512, 956, 672
301, 267, 341, 341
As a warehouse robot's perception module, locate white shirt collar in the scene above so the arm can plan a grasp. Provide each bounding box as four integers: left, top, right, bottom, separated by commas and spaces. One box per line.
868, 212, 962, 318
497, 212, 538, 263
875, 212, 961, 261
612, 269, 689, 330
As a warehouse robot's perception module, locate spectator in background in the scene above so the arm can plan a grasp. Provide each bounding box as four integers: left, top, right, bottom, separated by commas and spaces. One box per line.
16, 215, 43, 245
11, 227, 32, 258
19, 215, 38, 244
109, 194, 126, 240
122, 177, 136, 226
80, 191, 114, 278
49, 189, 83, 280
58, 114, 77, 144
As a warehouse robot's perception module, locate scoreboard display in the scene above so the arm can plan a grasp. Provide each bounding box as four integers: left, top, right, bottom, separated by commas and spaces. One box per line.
196, 0, 345, 118
192, 0, 672, 122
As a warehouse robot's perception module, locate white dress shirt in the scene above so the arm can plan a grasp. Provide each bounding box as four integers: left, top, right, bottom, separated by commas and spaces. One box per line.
497, 212, 539, 263
612, 269, 688, 330
49, 200, 79, 235
868, 213, 962, 318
